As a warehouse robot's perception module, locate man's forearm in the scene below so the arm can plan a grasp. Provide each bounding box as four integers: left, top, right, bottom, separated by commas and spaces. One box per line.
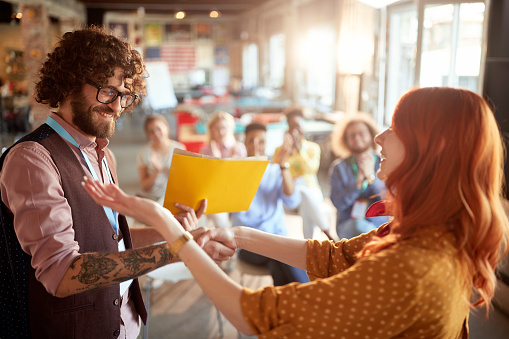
55, 242, 177, 297
281, 168, 295, 195
130, 226, 165, 248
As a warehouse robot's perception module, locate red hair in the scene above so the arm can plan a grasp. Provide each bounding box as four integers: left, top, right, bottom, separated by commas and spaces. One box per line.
360, 87, 509, 309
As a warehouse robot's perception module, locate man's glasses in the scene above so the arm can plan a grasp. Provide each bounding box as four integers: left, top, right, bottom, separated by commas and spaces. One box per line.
86, 80, 138, 108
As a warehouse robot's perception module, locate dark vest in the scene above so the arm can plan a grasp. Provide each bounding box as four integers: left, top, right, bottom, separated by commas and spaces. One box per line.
0, 124, 147, 338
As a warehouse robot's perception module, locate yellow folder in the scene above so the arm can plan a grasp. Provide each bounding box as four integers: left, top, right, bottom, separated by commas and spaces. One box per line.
163, 149, 269, 215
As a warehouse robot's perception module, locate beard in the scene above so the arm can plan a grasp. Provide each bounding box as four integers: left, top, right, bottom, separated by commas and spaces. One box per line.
70, 95, 119, 139
349, 140, 373, 155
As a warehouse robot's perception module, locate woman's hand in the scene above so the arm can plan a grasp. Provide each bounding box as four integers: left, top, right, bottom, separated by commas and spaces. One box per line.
291, 128, 303, 152
82, 177, 179, 239
189, 227, 236, 264
196, 227, 238, 251
150, 152, 163, 173
83, 177, 163, 222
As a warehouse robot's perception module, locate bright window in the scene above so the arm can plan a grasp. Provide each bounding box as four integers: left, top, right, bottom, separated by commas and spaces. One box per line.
269, 34, 286, 88
383, 1, 486, 126
242, 43, 259, 90
299, 26, 336, 108
419, 2, 485, 91
385, 4, 418, 126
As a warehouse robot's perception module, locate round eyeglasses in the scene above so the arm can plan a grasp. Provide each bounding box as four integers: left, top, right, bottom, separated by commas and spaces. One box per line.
86, 80, 138, 108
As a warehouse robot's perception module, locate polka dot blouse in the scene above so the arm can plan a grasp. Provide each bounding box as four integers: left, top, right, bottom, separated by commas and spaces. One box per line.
241, 227, 470, 339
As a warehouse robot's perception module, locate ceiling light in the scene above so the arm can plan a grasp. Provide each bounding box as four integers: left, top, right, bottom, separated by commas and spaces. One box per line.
209, 10, 220, 18
175, 11, 185, 19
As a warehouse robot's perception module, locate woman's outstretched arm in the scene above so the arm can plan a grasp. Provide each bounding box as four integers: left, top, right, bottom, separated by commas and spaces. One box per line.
225, 226, 308, 270
82, 178, 255, 334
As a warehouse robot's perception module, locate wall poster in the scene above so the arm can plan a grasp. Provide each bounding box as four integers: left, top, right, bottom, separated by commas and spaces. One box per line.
145, 23, 163, 46
165, 23, 192, 42
196, 23, 212, 40
214, 46, 229, 65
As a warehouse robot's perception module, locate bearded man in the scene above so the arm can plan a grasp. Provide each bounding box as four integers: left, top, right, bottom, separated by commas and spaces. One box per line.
0, 26, 233, 339
329, 113, 389, 239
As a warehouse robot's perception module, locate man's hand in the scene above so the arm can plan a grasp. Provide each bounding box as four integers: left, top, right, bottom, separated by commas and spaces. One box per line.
291, 128, 303, 152
278, 133, 294, 164
355, 152, 375, 187
193, 227, 236, 264
357, 153, 374, 175
174, 200, 207, 231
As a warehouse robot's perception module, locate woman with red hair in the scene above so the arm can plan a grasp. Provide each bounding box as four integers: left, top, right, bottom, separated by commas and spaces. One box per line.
84, 87, 509, 338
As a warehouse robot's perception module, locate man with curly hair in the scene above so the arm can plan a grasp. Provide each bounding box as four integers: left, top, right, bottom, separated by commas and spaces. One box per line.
329, 113, 389, 239
0, 26, 231, 338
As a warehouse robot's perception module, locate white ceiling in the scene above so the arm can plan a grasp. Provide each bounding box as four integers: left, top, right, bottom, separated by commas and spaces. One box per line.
355, 0, 402, 8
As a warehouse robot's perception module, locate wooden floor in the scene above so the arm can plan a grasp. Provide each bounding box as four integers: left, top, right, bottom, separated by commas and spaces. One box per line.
139, 268, 263, 339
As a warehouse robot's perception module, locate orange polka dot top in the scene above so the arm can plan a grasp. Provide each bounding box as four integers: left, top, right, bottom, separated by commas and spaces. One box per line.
241, 227, 470, 339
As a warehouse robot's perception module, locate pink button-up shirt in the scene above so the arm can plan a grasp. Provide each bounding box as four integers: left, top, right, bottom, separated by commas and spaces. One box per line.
0, 112, 140, 338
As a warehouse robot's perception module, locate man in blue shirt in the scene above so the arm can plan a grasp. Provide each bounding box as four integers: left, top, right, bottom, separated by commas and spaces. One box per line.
330, 114, 389, 239
231, 123, 309, 285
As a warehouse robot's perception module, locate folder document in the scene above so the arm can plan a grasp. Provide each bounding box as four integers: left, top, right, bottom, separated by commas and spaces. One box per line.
163, 149, 269, 215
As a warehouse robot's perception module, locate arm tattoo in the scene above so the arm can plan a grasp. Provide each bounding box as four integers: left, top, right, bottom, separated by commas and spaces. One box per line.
71, 254, 118, 285
157, 245, 174, 265
119, 251, 156, 273
70, 244, 174, 290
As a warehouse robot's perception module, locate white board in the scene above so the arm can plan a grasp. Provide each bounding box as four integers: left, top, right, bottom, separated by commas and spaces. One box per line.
144, 61, 178, 110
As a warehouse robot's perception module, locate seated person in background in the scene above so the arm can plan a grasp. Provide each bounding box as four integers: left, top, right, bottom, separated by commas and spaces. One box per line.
200, 111, 246, 228
329, 113, 389, 239
231, 122, 309, 286
84, 87, 509, 338
200, 111, 246, 158
273, 106, 333, 240
137, 114, 186, 204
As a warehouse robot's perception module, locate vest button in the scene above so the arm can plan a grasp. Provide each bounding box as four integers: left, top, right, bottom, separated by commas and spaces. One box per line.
112, 234, 118, 240
113, 298, 119, 306
113, 329, 120, 336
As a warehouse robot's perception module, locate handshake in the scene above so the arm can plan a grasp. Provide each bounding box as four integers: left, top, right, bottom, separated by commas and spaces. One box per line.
82, 177, 237, 264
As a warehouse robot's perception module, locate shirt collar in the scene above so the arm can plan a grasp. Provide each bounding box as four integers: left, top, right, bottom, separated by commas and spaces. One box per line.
49, 112, 110, 151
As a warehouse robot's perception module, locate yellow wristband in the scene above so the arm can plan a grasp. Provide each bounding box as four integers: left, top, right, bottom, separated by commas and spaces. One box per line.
167, 231, 194, 257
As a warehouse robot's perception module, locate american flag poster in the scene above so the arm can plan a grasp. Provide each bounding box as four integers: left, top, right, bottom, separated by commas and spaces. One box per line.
145, 45, 196, 73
